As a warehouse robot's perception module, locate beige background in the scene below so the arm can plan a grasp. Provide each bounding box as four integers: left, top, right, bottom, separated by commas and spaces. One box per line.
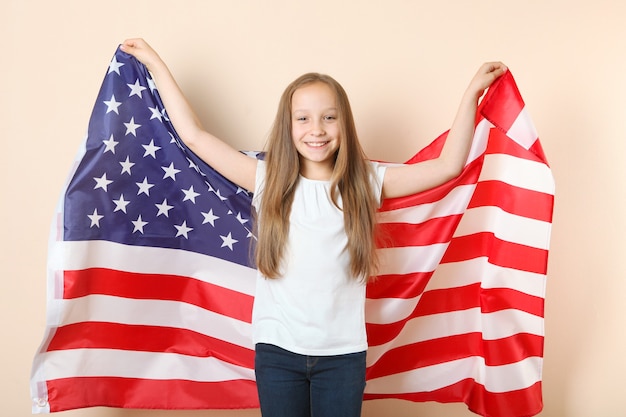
2, 0, 625, 416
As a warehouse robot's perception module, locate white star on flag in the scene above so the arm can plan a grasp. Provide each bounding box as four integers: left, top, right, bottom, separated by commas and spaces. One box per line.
174, 221, 193, 238
149, 106, 163, 122
124, 117, 141, 136
202, 209, 220, 226
182, 186, 200, 203
93, 173, 113, 191
108, 56, 124, 74
132, 215, 148, 234
102, 134, 118, 154
120, 156, 135, 175
127, 79, 147, 97
162, 162, 181, 180
88, 208, 104, 227
155, 199, 174, 217
220, 232, 238, 250
135, 177, 155, 196
236, 213, 248, 225
103, 95, 122, 114
112, 194, 130, 213
142, 139, 161, 158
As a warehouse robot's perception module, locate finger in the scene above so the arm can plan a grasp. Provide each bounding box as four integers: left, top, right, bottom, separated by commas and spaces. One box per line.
479, 61, 499, 72
488, 62, 507, 74
120, 39, 135, 52
121, 38, 144, 51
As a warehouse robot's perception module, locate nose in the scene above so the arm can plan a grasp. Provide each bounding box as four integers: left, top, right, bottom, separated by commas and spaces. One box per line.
310, 120, 326, 136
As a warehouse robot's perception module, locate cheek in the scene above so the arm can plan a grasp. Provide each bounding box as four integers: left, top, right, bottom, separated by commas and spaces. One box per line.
292, 125, 306, 141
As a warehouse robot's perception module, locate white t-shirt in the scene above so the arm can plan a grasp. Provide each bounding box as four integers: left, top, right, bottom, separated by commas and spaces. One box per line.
251, 160, 386, 356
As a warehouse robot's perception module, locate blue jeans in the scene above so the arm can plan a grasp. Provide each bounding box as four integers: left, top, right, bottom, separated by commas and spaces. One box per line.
254, 343, 367, 417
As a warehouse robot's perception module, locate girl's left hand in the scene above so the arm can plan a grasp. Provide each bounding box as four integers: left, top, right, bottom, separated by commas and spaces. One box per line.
465, 62, 508, 101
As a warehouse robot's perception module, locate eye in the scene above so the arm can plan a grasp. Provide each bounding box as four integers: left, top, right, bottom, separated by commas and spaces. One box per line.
324, 115, 337, 121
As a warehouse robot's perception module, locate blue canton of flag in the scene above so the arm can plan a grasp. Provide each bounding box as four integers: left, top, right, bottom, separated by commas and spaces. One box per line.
64, 48, 258, 266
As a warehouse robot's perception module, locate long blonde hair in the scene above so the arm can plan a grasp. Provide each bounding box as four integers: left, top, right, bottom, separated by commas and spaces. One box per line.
255, 73, 380, 282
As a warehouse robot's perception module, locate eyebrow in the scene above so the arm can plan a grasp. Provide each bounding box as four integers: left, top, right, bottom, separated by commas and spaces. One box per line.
291, 107, 338, 114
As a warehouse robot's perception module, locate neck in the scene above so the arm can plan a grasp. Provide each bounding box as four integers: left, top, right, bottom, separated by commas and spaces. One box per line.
299, 159, 334, 181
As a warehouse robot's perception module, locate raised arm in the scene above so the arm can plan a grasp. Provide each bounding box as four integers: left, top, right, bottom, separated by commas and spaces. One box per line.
120, 38, 257, 192
382, 62, 507, 199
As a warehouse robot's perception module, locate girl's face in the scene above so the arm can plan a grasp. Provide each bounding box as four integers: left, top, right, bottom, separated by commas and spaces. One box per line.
290, 82, 341, 180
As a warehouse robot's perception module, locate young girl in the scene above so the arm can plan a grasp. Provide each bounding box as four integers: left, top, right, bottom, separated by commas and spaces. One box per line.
121, 38, 506, 417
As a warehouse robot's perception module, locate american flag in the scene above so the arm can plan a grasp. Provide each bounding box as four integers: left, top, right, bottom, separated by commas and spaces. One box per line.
30, 47, 553, 417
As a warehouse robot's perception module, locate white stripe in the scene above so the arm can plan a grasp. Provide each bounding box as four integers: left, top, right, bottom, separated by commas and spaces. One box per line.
57, 295, 254, 349
454, 205, 552, 250
466, 118, 492, 164
507, 106, 539, 150
365, 356, 542, 394
482, 308, 545, 339
39, 348, 255, 382
366, 308, 543, 358
55, 240, 257, 296
427, 258, 547, 298
365, 295, 421, 325
377, 184, 475, 224
377, 243, 449, 275
479, 153, 554, 195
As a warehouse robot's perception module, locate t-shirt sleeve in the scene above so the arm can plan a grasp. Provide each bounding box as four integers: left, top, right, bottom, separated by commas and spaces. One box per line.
369, 161, 387, 206
252, 159, 267, 210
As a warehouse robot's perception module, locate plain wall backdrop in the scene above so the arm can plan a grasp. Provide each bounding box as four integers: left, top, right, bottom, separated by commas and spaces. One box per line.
2, 1, 625, 416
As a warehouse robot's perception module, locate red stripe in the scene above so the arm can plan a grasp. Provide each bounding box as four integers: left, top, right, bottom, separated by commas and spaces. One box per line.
443, 232, 549, 275
367, 332, 544, 378
479, 70, 525, 133
485, 128, 523, 156
46, 377, 259, 412
419, 284, 543, 317
529, 139, 549, 165
63, 268, 253, 323
481, 287, 544, 316
484, 128, 542, 163
378, 214, 462, 247
46, 322, 255, 369
469, 180, 554, 222
403, 133, 445, 163
367, 271, 432, 299
364, 379, 543, 417
415, 285, 482, 316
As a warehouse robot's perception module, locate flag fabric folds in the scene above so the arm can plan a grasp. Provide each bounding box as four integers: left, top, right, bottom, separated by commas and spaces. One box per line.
30, 47, 553, 417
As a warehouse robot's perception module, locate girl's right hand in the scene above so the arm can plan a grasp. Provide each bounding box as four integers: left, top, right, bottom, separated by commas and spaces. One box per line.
120, 38, 162, 71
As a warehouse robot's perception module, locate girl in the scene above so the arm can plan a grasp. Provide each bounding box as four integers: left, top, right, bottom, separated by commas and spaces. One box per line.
121, 38, 506, 417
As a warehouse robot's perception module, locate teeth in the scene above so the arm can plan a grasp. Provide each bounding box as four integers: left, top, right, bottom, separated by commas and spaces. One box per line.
307, 142, 328, 147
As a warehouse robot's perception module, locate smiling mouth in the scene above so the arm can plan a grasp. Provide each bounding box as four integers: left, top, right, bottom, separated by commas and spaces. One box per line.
306, 141, 330, 147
